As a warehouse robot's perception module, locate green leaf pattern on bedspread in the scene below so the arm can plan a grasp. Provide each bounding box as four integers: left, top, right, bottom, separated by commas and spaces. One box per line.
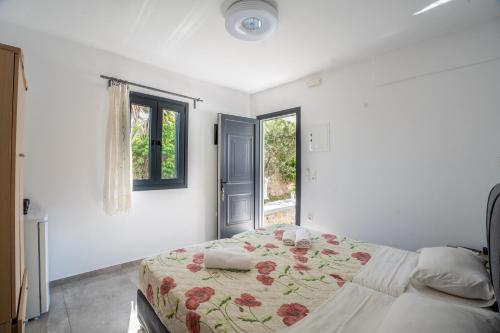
138, 225, 378, 333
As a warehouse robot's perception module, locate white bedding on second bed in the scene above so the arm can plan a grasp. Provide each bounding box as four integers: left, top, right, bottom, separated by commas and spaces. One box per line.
407, 281, 497, 308
353, 246, 418, 297
280, 245, 498, 333
353, 245, 496, 308
278, 283, 394, 333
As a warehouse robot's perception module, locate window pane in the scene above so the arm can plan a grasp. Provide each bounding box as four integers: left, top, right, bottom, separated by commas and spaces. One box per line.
161, 109, 178, 179
131, 104, 151, 180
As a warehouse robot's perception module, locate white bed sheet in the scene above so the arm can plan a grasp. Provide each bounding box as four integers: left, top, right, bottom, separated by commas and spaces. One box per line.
374, 293, 500, 333
278, 283, 394, 333
353, 246, 418, 297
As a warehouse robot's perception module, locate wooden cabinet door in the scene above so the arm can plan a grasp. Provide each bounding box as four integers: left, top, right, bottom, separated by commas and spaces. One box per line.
0, 322, 11, 333
12, 54, 26, 319
15, 272, 27, 333
0, 48, 14, 324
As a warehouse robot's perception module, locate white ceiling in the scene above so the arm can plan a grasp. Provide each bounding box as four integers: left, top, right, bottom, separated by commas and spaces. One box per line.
0, 0, 499, 93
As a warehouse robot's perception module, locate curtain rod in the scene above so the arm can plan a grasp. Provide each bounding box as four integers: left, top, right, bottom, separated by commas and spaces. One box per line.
100, 75, 204, 109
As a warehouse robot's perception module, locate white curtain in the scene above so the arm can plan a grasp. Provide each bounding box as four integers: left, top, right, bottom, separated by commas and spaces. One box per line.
104, 82, 132, 215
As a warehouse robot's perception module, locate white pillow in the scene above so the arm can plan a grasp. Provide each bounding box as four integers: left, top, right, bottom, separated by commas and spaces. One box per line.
375, 293, 500, 333
411, 247, 494, 301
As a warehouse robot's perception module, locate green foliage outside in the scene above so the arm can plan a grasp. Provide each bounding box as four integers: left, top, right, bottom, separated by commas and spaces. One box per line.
131, 105, 150, 180
264, 194, 290, 203
161, 110, 177, 179
264, 117, 296, 199
131, 105, 177, 180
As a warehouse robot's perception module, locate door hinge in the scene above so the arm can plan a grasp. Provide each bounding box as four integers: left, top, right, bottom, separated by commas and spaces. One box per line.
214, 124, 218, 145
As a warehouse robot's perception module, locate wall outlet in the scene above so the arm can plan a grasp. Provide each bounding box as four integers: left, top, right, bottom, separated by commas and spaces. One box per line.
311, 169, 317, 182
307, 213, 314, 223
305, 168, 317, 182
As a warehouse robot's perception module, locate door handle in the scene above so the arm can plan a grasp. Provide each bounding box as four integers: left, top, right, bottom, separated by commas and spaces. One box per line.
220, 180, 227, 203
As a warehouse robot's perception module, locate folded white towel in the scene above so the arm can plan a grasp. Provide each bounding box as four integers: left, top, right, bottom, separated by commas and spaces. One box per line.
204, 248, 253, 271
283, 230, 296, 246
295, 229, 311, 248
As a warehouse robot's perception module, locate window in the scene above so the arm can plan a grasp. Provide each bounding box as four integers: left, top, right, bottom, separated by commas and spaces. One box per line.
130, 92, 188, 190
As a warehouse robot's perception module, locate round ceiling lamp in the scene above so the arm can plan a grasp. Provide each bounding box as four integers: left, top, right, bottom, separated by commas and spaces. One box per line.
225, 0, 279, 41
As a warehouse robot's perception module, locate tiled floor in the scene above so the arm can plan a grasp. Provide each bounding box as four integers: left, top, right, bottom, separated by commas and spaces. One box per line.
26, 263, 143, 333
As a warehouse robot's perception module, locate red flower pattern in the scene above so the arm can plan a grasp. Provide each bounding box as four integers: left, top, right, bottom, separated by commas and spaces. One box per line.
330, 274, 345, 287
289, 247, 308, 256
274, 229, 284, 240
146, 284, 154, 304
185, 287, 215, 302
256, 274, 274, 286
185, 297, 201, 310
277, 303, 309, 326
321, 249, 338, 256
187, 263, 202, 273
293, 263, 311, 272
321, 233, 337, 240
322, 233, 340, 245
294, 255, 308, 263
192, 253, 204, 264
185, 311, 201, 333
234, 293, 262, 307
160, 276, 176, 295
255, 261, 277, 275
184, 287, 215, 310
327, 239, 340, 245
351, 252, 371, 265
150, 229, 370, 329
244, 241, 256, 252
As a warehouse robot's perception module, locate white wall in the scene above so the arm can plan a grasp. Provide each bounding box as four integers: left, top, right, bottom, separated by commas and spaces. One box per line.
2, 16, 500, 280
0, 21, 250, 281
252, 19, 500, 251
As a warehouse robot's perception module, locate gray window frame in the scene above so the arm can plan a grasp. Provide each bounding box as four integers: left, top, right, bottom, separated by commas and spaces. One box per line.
130, 92, 188, 191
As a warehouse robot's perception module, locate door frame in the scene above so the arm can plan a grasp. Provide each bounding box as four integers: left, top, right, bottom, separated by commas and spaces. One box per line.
257, 107, 301, 226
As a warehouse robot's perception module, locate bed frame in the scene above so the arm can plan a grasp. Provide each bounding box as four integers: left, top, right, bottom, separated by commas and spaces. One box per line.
137, 290, 171, 333
487, 183, 500, 310
137, 183, 500, 332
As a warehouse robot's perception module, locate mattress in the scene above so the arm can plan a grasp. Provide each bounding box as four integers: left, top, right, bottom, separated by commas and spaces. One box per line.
138, 224, 378, 333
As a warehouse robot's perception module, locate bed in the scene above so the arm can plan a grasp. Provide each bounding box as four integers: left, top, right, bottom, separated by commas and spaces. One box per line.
137, 226, 377, 333
137, 183, 500, 333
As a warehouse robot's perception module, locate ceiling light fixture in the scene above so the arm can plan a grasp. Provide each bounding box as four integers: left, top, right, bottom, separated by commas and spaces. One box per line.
413, 0, 455, 16
225, 0, 278, 41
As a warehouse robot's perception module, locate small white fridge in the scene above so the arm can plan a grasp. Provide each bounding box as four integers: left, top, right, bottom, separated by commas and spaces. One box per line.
24, 213, 50, 319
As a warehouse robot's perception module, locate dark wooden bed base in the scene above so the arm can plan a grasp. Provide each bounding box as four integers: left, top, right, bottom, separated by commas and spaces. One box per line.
137, 289, 170, 333
137, 183, 500, 332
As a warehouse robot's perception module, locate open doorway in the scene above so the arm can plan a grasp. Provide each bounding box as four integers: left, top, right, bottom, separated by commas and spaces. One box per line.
258, 108, 301, 227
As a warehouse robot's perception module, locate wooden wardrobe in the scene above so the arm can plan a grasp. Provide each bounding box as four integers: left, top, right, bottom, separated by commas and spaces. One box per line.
0, 43, 28, 333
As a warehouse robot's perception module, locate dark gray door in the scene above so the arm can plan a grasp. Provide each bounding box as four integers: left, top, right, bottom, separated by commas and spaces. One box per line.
217, 114, 259, 239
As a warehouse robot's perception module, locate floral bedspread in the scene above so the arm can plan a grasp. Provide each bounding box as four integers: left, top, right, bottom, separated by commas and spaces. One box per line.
138, 224, 378, 333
